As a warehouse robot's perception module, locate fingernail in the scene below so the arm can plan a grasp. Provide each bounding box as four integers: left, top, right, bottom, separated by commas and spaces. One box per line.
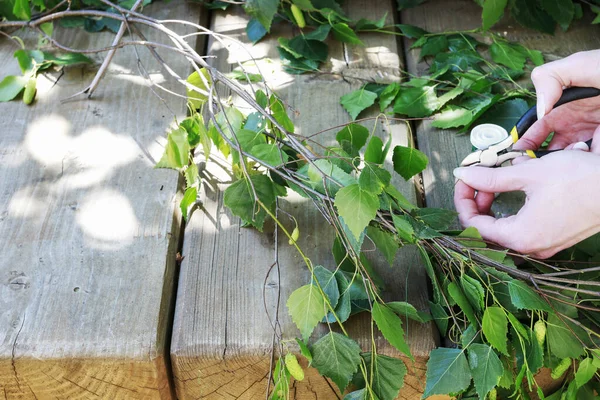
573, 141, 590, 151
453, 168, 464, 179
537, 93, 545, 120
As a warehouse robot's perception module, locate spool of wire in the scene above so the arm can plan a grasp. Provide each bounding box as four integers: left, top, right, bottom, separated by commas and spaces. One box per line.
470, 123, 509, 150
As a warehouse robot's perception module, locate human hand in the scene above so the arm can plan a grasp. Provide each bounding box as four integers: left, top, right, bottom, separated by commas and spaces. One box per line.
514, 50, 600, 151
453, 135, 600, 259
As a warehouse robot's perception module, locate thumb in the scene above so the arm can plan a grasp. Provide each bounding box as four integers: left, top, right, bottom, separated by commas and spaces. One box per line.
532, 51, 600, 119
453, 166, 529, 193
531, 66, 564, 120
590, 125, 600, 154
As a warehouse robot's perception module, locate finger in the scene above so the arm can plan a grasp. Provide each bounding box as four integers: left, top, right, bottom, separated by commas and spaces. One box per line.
475, 191, 495, 215
547, 135, 572, 150
591, 125, 600, 154
513, 115, 552, 151
453, 165, 530, 193
511, 155, 533, 165
571, 141, 590, 151
531, 50, 600, 119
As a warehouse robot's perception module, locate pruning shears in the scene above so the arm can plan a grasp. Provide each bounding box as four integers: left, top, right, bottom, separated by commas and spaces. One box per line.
460, 87, 600, 167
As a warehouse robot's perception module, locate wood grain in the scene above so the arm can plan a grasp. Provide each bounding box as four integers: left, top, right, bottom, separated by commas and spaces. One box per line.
0, 2, 201, 398
170, 1, 437, 399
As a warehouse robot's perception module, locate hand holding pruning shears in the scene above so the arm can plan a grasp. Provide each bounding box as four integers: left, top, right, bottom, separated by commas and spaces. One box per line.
454, 50, 600, 259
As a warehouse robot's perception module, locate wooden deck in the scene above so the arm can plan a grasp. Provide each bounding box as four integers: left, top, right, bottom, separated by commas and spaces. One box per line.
0, 0, 598, 399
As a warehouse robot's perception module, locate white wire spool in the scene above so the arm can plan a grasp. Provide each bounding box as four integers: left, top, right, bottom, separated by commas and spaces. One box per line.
470, 123, 509, 150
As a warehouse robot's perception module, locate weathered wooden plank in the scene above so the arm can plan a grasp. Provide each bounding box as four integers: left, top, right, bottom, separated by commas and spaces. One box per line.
402, 0, 600, 212
171, 1, 438, 399
0, 2, 201, 398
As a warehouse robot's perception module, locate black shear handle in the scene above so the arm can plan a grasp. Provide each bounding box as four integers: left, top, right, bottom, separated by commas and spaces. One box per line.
515, 86, 600, 138
513, 87, 600, 158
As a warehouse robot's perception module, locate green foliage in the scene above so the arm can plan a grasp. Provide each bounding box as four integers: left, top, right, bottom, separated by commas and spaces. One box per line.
371, 302, 413, 359
424, 348, 472, 398
311, 332, 362, 392
482, 306, 508, 356
287, 284, 327, 341
0, 48, 92, 104
468, 343, 504, 399
356, 353, 407, 400
334, 184, 379, 240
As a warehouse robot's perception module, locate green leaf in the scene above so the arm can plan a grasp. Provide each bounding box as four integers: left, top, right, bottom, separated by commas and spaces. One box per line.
0, 75, 27, 102
393, 85, 441, 117
304, 24, 331, 40
312, 265, 339, 310
269, 94, 295, 133
539, 0, 574, 30
432, 106, 473, 129
575, 358, 597, 388
295, 337, 313, 365
249, 143, 289, 166
231, 129, 266, 164
336, 123, 369, 152
311, 332, 362, 392
155, 127, 190, 170
288, 36, 329, 62
476, 98, 529, 133
413, 208, 456, 231
482, 306, 508, 356
246, 18, 267, 44
325, 270, 352, 323
468, 343, 504, 400
490, 42, 526, 71
343, 389, 369, 400
461, 275, 485, 312
180, 186, 197, 221
387, 301, 432, 323
287, 284, 327, 341
355, 13, 387, 31
592, 5, 600, 24
332, 23, 363, 45
13, 0, 31, 20
419, 36, 448, 60
396, 23, 427, 39
228, 70, 262, 83
429, 301, 449, 335
448, 282, 477, 326
424, 348, 472, 398
392, 145, 428, 181
361, 353, 407, 400
195, 115, 212, 161
546, 313, 586, 359
364, 136, 384, 164
187, 68, 211, 110
340, 89, 377, 120
385, 185, 416, 211
42, 52, 91, 66
379, 83, 400, 111
244, 0, 278, 31
392, 215, 415, 244
223, 174, 280, 231
508, 280, 552, 312
482, 0, 508, 30
371, 302, 413, 359
510, 0, 556, 34
307, 159, 356, 196
184, 163, 199, 188
366, 226, 398, 265
334, 184, 379, 240
359, 163, 390, 195
14, 50, 34, 73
